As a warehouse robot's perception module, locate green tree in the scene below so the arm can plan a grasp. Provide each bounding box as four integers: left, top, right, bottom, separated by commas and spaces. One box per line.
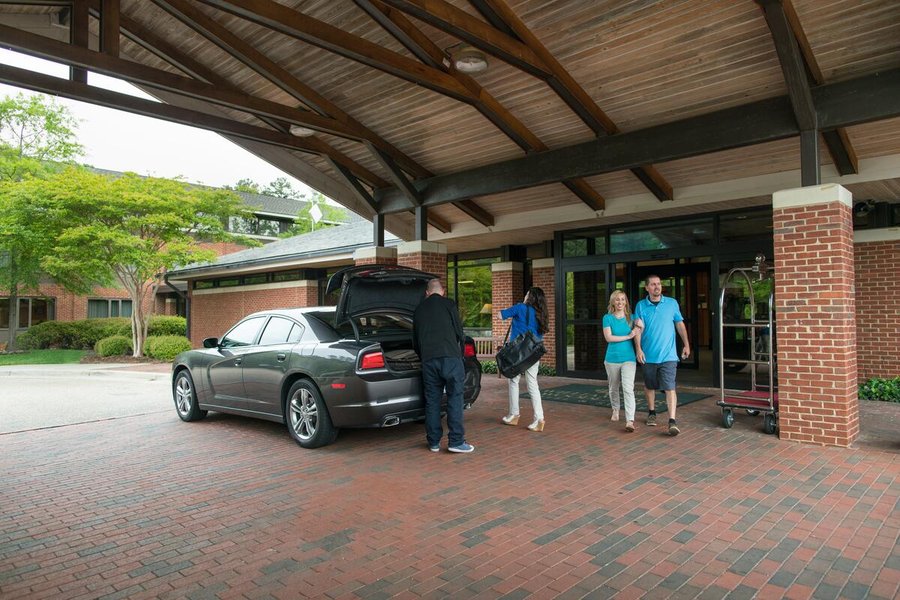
262, 176, 302, 200
226, 178, 260, 194
0, 93, 82, 351
0, 93, 82, 164
30, 169, 257, 357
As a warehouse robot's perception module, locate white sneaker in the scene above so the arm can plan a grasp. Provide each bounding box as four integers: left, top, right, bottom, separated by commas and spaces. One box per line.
611, 408, 620, 422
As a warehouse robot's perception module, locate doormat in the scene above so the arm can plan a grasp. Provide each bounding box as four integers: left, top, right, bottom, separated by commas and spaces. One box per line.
523, 383, 710, 414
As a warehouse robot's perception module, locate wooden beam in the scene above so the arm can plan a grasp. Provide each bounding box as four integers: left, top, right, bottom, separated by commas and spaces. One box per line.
757, 0, 816, 131
196, 0, 476, 103
357, 0, 602, 213
467, 0, 673, 201
154, 0, 431, 179
372, 68, 900, 211
365, 141, 422, 205
780, 0, 858, 175
0, 22, 369, 140
562, 179, 603, 212
0, 62, 389, 188
455, 199, 494, 227
379, 0, 552, 79
71, 0, 89, 83
99, 0, 119, 56
324, 157, 378, 214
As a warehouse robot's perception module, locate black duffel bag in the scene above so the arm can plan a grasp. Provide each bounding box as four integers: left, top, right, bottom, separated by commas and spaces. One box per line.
495, 326, 546, 379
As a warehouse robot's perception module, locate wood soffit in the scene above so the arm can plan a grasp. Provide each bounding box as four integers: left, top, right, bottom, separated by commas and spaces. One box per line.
0, 0, 898, 243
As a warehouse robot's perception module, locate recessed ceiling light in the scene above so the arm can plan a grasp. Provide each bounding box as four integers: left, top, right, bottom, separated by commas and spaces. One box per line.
289, 124, 315, 137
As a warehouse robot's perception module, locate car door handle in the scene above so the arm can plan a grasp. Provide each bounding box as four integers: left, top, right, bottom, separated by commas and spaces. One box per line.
234, 357, 242, 366
276, 353, 287, 362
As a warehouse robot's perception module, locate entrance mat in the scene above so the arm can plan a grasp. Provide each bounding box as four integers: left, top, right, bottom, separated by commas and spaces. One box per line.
524, 383, 710, 414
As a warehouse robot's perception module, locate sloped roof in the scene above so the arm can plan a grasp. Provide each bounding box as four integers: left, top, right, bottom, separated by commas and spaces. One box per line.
168, 219, 397, 279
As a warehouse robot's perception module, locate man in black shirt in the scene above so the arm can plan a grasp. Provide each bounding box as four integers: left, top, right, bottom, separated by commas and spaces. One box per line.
412, 278, 474, 453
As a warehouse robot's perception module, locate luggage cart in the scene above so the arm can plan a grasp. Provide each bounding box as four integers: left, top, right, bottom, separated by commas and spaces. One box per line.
717, 254, 778, 434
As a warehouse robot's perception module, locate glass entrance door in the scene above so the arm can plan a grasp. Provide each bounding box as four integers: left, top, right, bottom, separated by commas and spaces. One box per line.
632, 263, 710, 371
563, 268, 608, 377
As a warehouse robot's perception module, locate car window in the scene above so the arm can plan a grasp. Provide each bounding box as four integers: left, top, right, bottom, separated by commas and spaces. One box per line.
258, 317, 301, 345
287, 323, 303, 343
221, 316, 266, 348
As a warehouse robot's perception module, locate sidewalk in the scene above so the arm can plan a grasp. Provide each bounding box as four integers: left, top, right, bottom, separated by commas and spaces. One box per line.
1, 374, 897, 599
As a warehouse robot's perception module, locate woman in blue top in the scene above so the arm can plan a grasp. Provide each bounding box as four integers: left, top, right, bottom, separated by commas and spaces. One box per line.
500, 287, 549, 432
603, 290, 637, 432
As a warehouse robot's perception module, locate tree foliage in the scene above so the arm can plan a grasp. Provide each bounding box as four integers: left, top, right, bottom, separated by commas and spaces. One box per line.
24, 169, 257, 356
0, 93, 82, 164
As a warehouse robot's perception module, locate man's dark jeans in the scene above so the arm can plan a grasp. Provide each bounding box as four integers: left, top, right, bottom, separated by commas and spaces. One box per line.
422, 356, 465, 447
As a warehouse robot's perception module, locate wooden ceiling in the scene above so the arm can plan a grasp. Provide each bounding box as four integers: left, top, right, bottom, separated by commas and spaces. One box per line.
1, 0, 899, 250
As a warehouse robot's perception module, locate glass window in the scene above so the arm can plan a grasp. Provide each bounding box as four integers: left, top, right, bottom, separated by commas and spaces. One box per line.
273, 270, 301, 282
610, 220, 713, 253
450, 258, 495, 336
31, 299, 53, 326
221, 316, 265, 347
258, 317, 299, 345
243, 274, 268, 285
719, 212, 773, 243
218, 277, 240, 288
0, 298, 9, 329
562, 229, 606, 257
194, 280, 214, 290
88, 299, 131, 319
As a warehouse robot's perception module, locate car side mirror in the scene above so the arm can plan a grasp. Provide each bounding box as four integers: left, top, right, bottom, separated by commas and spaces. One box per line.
202, 337, 219, 349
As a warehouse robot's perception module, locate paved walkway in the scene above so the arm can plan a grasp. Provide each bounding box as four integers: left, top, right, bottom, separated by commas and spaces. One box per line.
1, 370, 898, 599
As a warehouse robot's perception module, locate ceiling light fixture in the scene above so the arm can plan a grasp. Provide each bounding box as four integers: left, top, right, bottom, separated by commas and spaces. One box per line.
289, 124, 316, 137
447, 43, 488, 74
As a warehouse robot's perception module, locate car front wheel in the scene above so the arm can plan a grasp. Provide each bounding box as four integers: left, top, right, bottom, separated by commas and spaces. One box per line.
173, 370, 207, 422
286, 379, 337, 448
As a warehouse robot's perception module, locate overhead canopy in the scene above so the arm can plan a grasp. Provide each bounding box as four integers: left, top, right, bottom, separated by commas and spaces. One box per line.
1, 0, 899, 250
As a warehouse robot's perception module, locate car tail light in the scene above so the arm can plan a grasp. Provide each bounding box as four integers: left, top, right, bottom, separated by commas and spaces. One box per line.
360, 351, 385, 370
464, 341, 476, 358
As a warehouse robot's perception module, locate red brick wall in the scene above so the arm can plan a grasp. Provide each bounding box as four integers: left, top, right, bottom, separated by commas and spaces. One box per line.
492, 263, 524, 348
854, 239, 900, 380
532, 261, 556, 367
0, 282, 150, 322
397, 250, 447, 288
189, 281, 318, 346
773, 189, 857, 447
353, 247, 398, 266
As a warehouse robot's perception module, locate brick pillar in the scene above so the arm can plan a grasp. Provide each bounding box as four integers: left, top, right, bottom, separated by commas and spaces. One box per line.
853, 231, 900, 380
773, 184, 858, 447
353, 246, 398, 266
397, 241, 447, 287
532, 258, 556, 367
491, 262, 524, 347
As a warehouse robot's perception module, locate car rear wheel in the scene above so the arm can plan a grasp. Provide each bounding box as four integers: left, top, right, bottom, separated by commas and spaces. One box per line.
286, 379, 337, 448
173, 370, 207, 422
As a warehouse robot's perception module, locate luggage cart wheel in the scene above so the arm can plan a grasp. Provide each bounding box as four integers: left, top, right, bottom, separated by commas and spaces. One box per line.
763, 413, 777, 435
722, 409, 734, 429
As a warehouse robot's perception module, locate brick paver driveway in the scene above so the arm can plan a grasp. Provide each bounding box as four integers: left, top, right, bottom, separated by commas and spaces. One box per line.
2, 373, 898, 599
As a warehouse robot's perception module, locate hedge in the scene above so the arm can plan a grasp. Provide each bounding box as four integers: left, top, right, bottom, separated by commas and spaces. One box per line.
859, 377, 900, 402
19, 315, 186, 350
480, 360, 556, 377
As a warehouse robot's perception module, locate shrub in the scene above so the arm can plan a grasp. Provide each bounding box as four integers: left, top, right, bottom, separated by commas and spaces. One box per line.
859, 377, 900, 402
145, 335, 192, 361
18, 318, 129, 350
148, 316, 187, 337
94, 335, 133, 357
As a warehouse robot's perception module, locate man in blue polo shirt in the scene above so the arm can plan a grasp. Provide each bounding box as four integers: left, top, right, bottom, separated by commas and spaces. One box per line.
633, 275, 691, 436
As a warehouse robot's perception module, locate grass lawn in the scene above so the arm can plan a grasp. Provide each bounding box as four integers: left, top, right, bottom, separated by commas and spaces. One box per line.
0, 349, 87, 365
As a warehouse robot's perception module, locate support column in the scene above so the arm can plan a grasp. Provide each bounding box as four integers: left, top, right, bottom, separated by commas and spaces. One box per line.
491, 262, 524, 348
532, 258, 556, 367
353, 246, 397, 266
773, 183, 858, 447
397, 241, 447, 286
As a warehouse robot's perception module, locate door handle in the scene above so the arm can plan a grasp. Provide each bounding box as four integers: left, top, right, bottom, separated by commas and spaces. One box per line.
234, 357, 242, 366
276, 353, 287, 361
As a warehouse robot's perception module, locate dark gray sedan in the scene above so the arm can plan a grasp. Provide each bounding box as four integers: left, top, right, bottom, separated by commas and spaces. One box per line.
172, 265, 481, 448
